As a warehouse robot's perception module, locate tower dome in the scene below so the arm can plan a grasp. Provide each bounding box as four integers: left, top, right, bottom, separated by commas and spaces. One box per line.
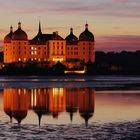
79, 24, 94, 41
12, 22, 28, 40
65, 28, 78, 45
4, 26, 13, 43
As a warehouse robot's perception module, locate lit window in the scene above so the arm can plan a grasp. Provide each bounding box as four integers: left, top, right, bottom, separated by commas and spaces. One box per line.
34, 51, 37, 55
18, 58, 21, 61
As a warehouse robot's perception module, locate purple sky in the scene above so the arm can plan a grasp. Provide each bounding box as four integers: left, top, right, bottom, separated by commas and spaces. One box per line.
0, 0, 140, 51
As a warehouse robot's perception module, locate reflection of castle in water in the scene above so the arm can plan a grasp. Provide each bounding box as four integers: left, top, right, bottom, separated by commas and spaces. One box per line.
3, 87, 95, 126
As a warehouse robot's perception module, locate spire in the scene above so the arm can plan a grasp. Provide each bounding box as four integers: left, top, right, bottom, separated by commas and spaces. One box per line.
10, 116, 12, 123
38, 20, 42, 34
85, 22, 88, 30
70, 28, 73, 34
10, 26, 13, 32
38, 114, 42, 127
70, 112, 73, 122
18, 21, 21, 29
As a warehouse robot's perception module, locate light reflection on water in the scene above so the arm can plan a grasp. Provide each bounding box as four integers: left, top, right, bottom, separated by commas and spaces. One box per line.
1, 87, 140, 127
2, 87, 95, 127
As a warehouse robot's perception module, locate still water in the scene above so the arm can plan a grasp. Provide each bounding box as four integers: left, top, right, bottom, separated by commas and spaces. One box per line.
0, 76, 140, 139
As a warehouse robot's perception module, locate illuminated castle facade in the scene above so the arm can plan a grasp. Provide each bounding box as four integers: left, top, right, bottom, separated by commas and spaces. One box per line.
4, 22, 95, 64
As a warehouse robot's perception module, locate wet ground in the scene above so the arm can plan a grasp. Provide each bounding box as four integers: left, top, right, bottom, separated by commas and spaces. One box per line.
0, 120, 140, 140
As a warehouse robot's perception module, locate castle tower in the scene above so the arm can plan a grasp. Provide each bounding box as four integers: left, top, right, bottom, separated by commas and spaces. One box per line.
78, 23, 95, 63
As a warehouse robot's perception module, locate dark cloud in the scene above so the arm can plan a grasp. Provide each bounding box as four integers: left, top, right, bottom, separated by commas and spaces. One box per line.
96, 35, 140, 51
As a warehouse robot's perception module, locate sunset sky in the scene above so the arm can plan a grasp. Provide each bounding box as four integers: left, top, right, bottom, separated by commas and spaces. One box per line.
0, 0, 140, 51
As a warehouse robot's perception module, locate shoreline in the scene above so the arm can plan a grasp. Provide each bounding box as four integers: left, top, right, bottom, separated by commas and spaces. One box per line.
0, 120, 140, 139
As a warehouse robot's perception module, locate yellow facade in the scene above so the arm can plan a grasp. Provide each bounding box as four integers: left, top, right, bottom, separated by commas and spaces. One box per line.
4, 22, 95, 65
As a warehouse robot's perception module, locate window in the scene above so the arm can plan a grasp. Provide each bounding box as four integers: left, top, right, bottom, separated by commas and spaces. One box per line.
24, 47, 26, 49
24, 52, 26, 54
83, 47, 85, 50
61, 46, 63, 49
19, 51, 21, 55
44, 52, 46, 55
44, 47, 46, 50
18, 42, 21, 45
13, 47, 15, 49
24, 42, 26, 45
38, 52, 40, 54
19, 46, 21, 49
57, 46, 59, 49
38, 47, 40, 50
83, 52, 85, 55
83, 43, 85, 45
61, 51, 63, 55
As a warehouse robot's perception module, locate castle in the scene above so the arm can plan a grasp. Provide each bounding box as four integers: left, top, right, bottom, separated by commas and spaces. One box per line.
4, 21, 95, 66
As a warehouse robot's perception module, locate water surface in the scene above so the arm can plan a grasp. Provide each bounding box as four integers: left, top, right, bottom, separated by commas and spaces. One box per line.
0, 76, 140, 139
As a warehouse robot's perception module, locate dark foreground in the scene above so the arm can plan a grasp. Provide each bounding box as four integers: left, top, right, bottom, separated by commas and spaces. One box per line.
0, 120, 139, 140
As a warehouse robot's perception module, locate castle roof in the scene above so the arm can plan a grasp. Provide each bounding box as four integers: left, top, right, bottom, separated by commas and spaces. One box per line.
12, 22, 28, 40
4, 26, 13, 43
79, 24, 94, 42
65, 28, 78, 45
